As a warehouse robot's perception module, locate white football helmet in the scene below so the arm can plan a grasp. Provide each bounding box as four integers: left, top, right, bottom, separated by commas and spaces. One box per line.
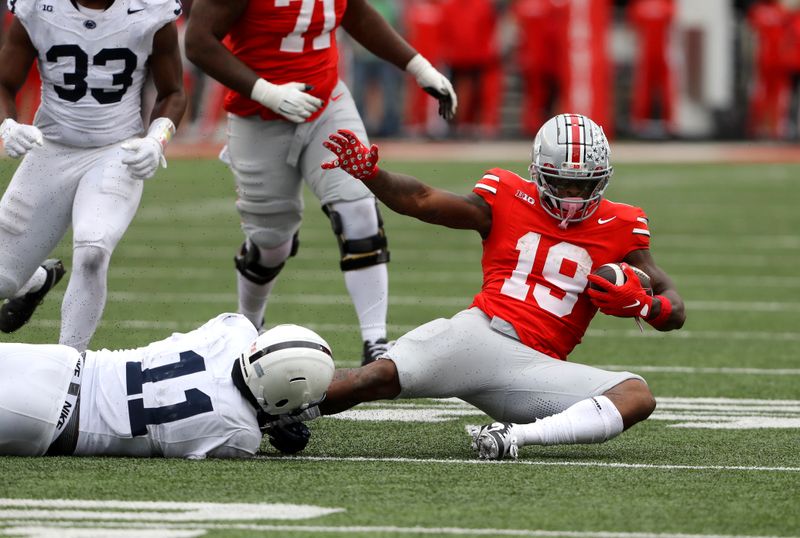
529, 113, 613, 228
238, 324, 335, 415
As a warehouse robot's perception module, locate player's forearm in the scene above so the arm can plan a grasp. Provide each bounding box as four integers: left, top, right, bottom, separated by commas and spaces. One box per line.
649, 290, 686, 331
149, 89, 187, 129
185, 36, 259, 98
341, 0, 416, 69
0, 87, 18, 122
365, 169, 438, 220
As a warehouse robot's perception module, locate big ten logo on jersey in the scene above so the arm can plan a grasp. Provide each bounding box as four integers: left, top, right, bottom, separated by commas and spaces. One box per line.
275, 0, 339, 53
515, 189, 536, 206
41, 3, 53, 11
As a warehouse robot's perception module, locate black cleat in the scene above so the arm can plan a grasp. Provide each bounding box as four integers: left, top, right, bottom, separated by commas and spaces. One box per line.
0, 259, 66, 333
361, 337, 393, 366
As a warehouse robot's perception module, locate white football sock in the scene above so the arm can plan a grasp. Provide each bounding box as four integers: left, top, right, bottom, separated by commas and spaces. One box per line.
13, 266, 47, 297
237, 239, 293, 329
344, 264, 388, 342
330, 198, 389, 343
512, 396, 624, 446
59, 246, 110, 352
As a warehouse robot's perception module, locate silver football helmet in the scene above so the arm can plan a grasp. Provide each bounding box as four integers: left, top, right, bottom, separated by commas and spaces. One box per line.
238, 324, 335, 415
529, 113, 613, 228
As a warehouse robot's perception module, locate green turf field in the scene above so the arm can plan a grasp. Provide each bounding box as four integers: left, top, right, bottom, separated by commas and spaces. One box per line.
0, 155, 798, 537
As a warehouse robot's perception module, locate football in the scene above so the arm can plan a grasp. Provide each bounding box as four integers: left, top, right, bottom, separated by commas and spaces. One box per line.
589, 263, 653, 295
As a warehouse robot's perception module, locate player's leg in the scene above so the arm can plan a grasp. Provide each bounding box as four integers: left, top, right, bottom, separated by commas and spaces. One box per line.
302, 83, 391, 364
468, 344, 655, 459
0, 143, 75, 332
226, 114, 303, 331
60, 145, 144, 351
320, 307, 509, 416
0, 343, 81, 456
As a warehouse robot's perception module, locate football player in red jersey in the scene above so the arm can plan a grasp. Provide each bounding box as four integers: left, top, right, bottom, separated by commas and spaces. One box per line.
184, 0, 457, 365
311, 113, 685, 460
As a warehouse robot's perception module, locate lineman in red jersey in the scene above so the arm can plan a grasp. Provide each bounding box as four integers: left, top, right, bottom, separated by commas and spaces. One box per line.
184, 0, 456, 365
308, 113, 685, 460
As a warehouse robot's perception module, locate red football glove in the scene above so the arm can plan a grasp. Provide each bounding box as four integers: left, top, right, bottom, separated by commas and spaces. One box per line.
586, 263, 654, 319
321, 129, 380, 181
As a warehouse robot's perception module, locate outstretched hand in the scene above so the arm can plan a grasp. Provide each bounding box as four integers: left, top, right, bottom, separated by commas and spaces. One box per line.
586, 262, 654, 319
321, 129, 380, 181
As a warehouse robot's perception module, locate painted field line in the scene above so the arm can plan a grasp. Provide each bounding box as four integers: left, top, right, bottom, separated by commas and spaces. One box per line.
23, 318, 800, 343
595, 365, 800, 375
112, 245, 800, 267
2, 521, 796, 538
253, 455, 800, 473
103, 266, 800, 288
42, 290, 800, 314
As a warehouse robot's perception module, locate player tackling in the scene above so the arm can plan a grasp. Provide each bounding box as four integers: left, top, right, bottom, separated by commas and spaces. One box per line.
314, 113, 686, 459
0, 315, 334, 458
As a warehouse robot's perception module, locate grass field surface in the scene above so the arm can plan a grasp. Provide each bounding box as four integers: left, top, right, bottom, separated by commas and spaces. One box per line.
0, 154, 797, 537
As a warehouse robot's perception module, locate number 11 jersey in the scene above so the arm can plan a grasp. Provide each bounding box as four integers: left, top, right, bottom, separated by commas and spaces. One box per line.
9, 0, 181, 147
470, 169, 651, 361
75, 314, 262, 459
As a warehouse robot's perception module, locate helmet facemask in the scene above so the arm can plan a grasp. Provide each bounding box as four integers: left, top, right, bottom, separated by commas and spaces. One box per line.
529, 114, 613, 229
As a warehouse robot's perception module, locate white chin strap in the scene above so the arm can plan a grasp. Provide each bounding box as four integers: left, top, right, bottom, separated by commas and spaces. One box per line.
558, 198, 583, 229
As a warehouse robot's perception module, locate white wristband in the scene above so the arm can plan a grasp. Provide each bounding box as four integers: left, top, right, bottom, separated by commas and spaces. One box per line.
146, 117, 176, 150
250, 78, 273, 103
405, 54, 432, 78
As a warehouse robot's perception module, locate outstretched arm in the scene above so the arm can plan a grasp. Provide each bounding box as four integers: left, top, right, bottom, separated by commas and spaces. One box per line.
322, 129, 491, 235
341, 0, 457, 120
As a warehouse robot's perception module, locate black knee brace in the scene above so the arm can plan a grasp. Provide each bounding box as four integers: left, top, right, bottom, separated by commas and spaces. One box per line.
323, 202, 390, 271
234, 233, 299, 285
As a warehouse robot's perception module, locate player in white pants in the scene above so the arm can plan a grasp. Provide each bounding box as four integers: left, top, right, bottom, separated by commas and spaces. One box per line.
184, 0, 457, 364
0, 0, 186, 350
0, 314, 335, 458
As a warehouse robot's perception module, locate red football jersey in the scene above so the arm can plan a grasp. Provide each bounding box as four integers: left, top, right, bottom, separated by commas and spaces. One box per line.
470, 168, 651, 360
224, 0, 347, 121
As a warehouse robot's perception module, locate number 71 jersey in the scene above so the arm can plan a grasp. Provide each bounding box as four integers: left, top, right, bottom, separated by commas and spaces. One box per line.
470, 169, 651, 360
75, 314, 263, 459
9, 0, 181, 147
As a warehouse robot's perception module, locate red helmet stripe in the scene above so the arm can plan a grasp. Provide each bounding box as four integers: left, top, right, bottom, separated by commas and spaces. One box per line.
566, 114, 582, 165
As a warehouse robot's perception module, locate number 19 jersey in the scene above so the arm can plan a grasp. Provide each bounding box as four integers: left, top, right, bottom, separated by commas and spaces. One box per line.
75, 314, 262, 459
470, 169, 651, 360
9, 0, 181, 147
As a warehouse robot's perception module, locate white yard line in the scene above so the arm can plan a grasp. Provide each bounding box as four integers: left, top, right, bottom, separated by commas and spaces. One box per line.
23, 318, 800, 343
251, 455, 799, 473
1, 521, 797, 538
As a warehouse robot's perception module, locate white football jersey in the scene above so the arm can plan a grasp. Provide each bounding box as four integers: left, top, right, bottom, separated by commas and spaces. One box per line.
8, 0, 181, 147
75, 314, 263, 459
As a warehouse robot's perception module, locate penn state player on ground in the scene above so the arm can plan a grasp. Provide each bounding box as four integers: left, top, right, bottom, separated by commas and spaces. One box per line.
312, 113, 685, 459
0, 0, 186, 350
0, 315, 334, 458
183, 0, 457, 364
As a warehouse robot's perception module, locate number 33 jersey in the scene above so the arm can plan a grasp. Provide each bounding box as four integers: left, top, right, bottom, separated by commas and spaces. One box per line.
9, 0, 181, 147
75, 314, 263, 459
470, 169, 651, 361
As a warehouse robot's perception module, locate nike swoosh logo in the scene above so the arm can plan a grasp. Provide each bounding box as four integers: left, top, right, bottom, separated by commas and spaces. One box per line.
623, 300, 641, 309
127, 8, 144, 13
330, 93, 344, 102
597, 216, 616, 224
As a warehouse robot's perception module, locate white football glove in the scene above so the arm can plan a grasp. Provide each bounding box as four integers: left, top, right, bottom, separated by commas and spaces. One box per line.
250, 78, 323, 123
405, 54, 458, 120
0, 118, 43, 158
121, 117, 175, 180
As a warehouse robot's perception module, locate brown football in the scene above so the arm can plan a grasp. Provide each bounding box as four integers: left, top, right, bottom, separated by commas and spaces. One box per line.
589, 263, 653, 295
